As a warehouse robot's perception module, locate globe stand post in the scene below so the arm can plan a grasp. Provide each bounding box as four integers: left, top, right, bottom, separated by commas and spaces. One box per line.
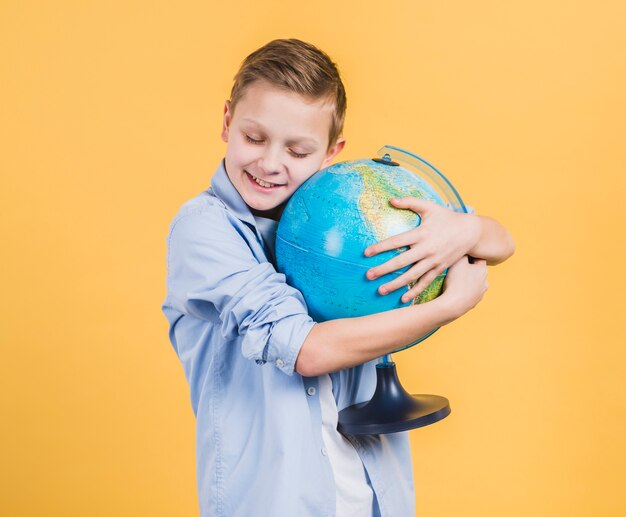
337, 355, 451, 435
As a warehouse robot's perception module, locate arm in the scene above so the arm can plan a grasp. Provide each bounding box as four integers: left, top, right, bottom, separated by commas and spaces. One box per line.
168, 200, 487, 378
467, 214, 516, 265
167, 205, 316, 376
364, 197, 515, 302
295, 255, 488, 377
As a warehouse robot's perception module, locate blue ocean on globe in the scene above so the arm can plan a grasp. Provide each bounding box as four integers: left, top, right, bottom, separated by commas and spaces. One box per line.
276, 158, 449, 345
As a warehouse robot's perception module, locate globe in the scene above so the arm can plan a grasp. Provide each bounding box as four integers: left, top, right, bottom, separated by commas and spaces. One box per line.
276, 146, 467, 434
276, 147, 467, 351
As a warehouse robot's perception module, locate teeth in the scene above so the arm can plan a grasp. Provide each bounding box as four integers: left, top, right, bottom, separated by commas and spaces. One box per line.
251, 174, 276, 188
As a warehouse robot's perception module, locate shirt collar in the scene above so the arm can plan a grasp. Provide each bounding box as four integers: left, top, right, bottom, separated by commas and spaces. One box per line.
210, 159, 257, 228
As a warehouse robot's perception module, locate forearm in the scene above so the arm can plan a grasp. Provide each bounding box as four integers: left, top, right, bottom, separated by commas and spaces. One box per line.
295, 296, 460, 377
468, 215, 515, 265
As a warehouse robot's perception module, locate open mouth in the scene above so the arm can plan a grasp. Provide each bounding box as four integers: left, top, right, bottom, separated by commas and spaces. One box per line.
245, 171, 284, 189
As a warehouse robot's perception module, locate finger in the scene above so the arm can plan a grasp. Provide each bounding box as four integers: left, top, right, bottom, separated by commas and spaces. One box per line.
401, 269, 442, 303
377, 260, 434, 295
364, 229, 421, 257
468, 258, 487, 276
390, 196, 437, 214
366, 245, 426, 280
403, 269, 443, 302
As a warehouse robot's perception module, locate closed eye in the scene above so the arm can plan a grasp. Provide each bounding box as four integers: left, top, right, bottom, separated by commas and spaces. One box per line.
245, 133, 309, 158
289, 149, 309, 159
245, 134, 264, 145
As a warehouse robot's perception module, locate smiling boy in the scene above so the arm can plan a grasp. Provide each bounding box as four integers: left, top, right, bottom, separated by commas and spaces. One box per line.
163, 39, 513, 517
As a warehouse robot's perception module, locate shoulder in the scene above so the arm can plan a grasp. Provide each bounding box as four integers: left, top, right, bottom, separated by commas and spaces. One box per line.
165, 188, 258, 265
174, 188, 227, 220
168, 189, 232, 237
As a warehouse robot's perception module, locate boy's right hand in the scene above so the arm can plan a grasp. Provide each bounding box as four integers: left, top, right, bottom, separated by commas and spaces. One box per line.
440, 256, 489, 320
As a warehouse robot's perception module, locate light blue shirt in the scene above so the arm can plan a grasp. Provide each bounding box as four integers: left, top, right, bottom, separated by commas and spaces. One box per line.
162, 161, 415, 517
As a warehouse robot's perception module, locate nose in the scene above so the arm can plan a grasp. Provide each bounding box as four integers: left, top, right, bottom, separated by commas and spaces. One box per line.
258, 145, 285, 175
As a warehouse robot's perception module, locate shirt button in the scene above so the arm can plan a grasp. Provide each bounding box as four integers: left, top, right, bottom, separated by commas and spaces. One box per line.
275, 359, 285, 368
307, 387, 316, 396
321, 447, 328, 456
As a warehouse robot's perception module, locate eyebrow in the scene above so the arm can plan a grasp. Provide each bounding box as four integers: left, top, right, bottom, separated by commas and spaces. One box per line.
240, 118, 320, 148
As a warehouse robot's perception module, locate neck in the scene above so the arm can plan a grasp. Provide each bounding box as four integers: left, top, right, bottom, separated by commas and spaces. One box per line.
250, 203, 285, 221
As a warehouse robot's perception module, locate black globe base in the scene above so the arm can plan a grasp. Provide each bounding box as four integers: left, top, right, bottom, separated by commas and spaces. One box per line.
338, 362, 451, 435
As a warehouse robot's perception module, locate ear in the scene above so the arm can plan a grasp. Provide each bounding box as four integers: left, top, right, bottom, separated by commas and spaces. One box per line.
321, 137, 346, 168
221, 100, 232, 143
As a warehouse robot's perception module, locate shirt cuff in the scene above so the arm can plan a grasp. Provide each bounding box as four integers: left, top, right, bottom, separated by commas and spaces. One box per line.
265, 316, 316, 375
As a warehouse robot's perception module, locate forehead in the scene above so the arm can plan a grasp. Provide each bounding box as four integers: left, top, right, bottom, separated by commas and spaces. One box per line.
232, 81, 333, 145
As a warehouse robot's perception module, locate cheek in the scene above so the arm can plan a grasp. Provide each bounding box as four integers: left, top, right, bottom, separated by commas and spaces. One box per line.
227, 140, 258, 165
291, 163, 318, 187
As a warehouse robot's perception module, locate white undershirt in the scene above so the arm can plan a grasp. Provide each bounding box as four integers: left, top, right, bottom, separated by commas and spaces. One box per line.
319, 374, 374, 516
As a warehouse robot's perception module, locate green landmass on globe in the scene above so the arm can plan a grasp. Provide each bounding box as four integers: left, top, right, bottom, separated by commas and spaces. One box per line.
356, 161, 445, 306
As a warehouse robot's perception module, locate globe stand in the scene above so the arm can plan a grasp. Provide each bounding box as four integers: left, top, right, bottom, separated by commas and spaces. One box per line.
337, 356, 451, 435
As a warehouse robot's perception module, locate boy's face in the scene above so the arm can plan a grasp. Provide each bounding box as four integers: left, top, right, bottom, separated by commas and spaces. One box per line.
221, 81, 345, 219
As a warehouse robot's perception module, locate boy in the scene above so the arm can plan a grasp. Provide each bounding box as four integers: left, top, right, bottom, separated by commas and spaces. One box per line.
162, 39, 514, 517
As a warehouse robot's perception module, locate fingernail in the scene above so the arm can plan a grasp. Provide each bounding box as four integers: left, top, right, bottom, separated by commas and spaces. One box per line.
364, 248, 371, 257
379, 286, 388, 295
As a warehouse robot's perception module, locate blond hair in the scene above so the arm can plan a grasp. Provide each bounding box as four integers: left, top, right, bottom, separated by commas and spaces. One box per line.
229, 39, 347, 148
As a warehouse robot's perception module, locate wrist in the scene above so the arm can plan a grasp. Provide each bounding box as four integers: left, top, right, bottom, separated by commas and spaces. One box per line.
434, 289, 471, 324
465, 214, 482, 256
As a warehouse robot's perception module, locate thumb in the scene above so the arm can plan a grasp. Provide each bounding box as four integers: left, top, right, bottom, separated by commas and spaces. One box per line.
390, 196, 436, 214
469, 258, 487, 266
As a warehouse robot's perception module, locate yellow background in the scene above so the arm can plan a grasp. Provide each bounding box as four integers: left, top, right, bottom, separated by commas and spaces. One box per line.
1, 1, 625, 515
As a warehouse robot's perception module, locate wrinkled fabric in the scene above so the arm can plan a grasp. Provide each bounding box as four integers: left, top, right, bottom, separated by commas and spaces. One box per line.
162, 160, 415, 517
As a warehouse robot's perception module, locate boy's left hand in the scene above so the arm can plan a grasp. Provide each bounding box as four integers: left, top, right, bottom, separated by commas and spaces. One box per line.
364, 197, 480, 303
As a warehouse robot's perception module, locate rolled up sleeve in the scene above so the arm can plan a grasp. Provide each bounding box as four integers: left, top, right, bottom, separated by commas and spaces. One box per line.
166, 205, 315, 375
